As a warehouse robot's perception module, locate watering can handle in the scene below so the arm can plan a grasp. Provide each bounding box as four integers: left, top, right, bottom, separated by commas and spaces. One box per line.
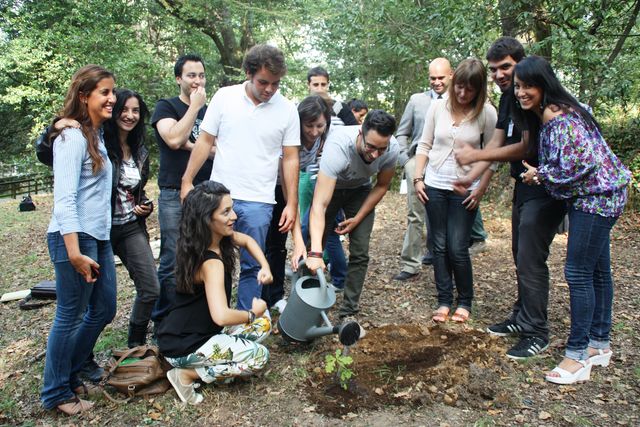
296, 259, 330, 290
315, 266, 329, 290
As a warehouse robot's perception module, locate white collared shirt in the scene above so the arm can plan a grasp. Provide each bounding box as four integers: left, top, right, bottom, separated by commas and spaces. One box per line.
201, 82, 300, 204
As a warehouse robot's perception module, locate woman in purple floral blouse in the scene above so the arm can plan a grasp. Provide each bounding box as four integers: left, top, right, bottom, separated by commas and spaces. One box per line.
512, 56, 631, 385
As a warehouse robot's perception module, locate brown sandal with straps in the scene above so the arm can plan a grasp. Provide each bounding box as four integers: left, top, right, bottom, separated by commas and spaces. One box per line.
432, 306, 450, 323
56, 396, 94, 416
73, 382, 103, 398
451, 307, 470, 323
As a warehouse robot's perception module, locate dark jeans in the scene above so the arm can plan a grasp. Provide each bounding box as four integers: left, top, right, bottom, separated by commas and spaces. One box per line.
262, 185, 288, 307
111, 220, 160, 332
509, 182, 566, 340
322, 186, 375, 317
301, 210, 348, 288
470, 208, 488, 243
152, 188, 182, 324
42, 232, 117, 409
564, 207, 617, 361
425, 186, 476, 310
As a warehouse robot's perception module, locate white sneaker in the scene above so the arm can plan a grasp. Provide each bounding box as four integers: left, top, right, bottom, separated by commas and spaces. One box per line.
273, 299, 287, 314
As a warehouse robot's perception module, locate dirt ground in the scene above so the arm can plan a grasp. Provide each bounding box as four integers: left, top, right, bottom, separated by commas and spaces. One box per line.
1, 185, 639, 426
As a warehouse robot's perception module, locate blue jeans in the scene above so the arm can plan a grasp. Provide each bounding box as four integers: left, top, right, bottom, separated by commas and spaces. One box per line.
152, 188, 182, 324
234, 200, 273, 310
301, 209, 347, 288
425, 186, 476, 310
42, 232, 117, 409
564, 207, 617, 361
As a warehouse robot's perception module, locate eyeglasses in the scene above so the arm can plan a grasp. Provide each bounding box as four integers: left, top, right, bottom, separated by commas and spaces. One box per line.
361, 132, 389, 154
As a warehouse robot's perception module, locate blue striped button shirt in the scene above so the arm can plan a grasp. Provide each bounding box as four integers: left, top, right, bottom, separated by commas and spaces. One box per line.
47, 128, 112, 240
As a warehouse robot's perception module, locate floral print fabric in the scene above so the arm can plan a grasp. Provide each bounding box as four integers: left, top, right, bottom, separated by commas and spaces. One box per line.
164, 317, 270, 384
537, 111, 630, 217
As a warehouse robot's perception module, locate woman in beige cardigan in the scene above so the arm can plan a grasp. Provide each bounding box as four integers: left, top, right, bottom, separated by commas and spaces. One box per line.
414, 58, 497, 323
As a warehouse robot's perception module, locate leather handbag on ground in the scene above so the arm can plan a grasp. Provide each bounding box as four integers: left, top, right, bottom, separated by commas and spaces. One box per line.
30, 280, 56, 299
18, 280, 57, 310
103, 345, 171, 400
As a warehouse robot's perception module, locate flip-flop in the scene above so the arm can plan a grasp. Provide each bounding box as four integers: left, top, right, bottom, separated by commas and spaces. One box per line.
451, 307, 470, 323
432, 307, 450, 323
56, 396, 94, 416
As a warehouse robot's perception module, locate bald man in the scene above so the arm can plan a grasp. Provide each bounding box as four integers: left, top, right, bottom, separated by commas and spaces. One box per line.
393, 58, 452, 281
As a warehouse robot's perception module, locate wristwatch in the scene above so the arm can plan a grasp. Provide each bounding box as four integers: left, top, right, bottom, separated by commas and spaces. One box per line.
246, 310, 256, 323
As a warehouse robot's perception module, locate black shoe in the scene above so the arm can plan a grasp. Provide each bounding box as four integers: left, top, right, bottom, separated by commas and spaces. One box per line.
128, 322, 148, 348
421, 253, 433, 265
78, 358, 104, 383
506, 336, 549, 360
487, 319, 523, 337
393, 271, 418, 281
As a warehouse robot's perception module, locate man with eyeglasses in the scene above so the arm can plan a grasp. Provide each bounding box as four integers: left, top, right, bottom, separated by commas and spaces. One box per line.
307, 110, 399, 320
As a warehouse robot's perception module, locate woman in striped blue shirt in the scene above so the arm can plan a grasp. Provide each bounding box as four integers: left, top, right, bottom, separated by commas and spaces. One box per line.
41, 65, 117, 416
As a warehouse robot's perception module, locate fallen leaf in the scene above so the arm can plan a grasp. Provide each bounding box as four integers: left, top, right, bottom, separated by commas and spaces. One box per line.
539, 411, 552, 420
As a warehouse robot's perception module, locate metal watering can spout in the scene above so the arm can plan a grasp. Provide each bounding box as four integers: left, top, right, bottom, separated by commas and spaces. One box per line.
277, 260, 363, 346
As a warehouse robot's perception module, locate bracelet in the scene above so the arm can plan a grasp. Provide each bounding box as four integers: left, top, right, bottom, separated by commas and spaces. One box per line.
412, 177, 424, 184
307, 251, 323, 258
246, 310, 256, 323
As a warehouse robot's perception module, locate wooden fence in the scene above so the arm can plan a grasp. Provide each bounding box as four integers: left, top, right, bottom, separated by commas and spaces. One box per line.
0, 174, 53, 199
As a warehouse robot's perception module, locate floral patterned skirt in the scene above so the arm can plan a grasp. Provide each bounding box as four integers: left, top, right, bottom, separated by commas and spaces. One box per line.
164, 317, 270, 384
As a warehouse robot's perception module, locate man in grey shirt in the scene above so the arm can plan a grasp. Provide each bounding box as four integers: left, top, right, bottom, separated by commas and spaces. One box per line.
393, 58, 451, 281
307, 110, 398, 319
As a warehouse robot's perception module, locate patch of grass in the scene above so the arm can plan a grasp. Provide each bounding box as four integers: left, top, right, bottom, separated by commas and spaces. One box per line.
612, 321, 626, 331
473, 416, 496, 427
94, 325, 128, 353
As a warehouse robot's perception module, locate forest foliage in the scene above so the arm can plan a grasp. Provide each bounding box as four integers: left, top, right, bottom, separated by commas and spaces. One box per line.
1, 0, 638, 189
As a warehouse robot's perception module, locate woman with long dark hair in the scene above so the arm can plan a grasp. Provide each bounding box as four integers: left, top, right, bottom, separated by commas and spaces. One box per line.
413, 58, 497, 323
157, 181, 271, 405
103, 89, 159, 347
42, 65, 117, 415
49, 89, 159, 348
512, 56, 630, 384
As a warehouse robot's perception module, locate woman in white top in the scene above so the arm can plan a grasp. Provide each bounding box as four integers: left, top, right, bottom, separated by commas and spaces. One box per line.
414, 58, 497, 323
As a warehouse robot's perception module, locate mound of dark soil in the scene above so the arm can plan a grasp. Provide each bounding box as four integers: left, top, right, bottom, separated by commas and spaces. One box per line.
305, 324, 516, 417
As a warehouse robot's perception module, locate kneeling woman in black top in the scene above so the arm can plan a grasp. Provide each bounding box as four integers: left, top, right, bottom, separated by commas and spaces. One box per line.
157, 181, 272, 405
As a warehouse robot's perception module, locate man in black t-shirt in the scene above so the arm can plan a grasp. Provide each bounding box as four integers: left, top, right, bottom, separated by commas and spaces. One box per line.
151, 54, 214, 327
454, 37, 566, 360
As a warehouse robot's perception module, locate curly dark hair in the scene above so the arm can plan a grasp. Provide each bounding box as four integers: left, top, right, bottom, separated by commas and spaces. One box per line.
175, 181, 237, 294
242, 44, 286, 76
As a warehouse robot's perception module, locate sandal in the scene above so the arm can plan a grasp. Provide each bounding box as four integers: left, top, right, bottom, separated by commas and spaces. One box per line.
589, 349, 613, 367
451, 307, 470, 323
545, 359, 592, 385
73, 382, 102, 398
56, 396, 94, 416
432, 307, 450, 323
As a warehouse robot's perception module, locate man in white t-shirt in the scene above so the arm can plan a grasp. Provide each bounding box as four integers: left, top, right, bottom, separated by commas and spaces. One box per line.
306, 110, 399, 319
181, 44, 300, 311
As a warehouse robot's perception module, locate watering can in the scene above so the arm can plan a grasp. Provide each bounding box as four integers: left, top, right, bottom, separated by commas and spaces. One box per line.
277, 260, 362, 346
